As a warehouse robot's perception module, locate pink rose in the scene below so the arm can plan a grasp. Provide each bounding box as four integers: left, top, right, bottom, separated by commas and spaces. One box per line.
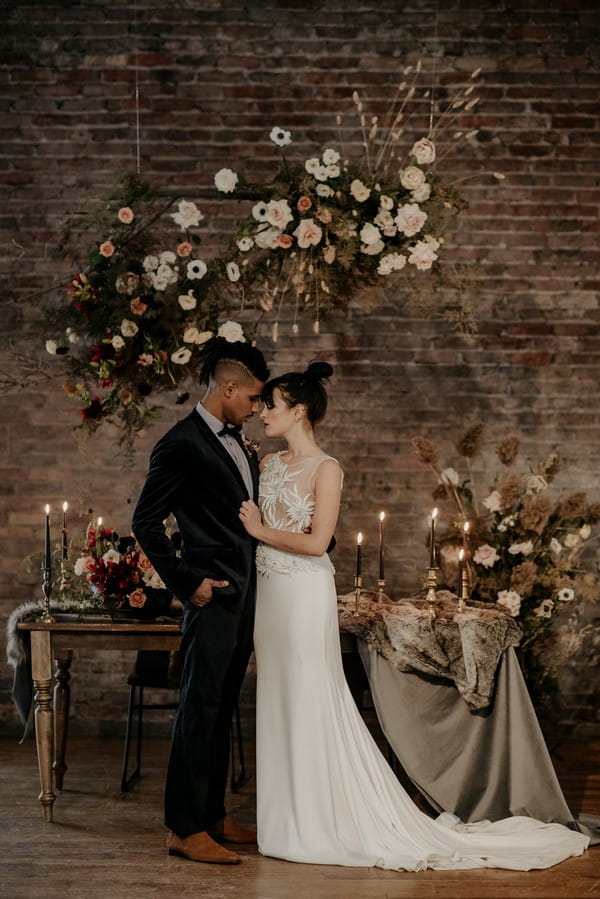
293, 218, 322, 249
99, 241, 115, 258
277, 234, 293, 249
473, 543, 500, 568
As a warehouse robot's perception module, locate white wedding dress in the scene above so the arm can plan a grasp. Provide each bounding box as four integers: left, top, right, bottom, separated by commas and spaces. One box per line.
253, 452, 589, 871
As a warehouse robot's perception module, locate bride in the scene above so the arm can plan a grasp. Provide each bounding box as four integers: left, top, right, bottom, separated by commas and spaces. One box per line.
238, 361, 589, 872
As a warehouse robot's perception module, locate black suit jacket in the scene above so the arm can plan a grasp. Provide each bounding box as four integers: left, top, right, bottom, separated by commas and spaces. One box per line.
132, 409, 259, 609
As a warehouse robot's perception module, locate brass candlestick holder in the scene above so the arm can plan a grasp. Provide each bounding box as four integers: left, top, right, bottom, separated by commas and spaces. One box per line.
458, 566, 470, 613
377, 578, 386, 602
424, 566, 438, 618
39, 565, 55, 623
353, 575, 363, 618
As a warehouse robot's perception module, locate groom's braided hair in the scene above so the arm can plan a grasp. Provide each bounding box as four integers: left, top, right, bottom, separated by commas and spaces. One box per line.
198, 336, 270, 386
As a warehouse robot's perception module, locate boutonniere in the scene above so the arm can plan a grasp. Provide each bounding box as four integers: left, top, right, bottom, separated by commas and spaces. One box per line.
242, 434, 260, 457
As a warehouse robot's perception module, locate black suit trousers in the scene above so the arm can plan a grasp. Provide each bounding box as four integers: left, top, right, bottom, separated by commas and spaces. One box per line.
164, 582, 256, 837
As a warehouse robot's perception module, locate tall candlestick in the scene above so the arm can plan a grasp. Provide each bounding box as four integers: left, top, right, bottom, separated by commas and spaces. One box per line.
457, 548, 465, 600
356, 532, 363, 578
61, 501, 68, 560
429, 507, 438, 568
44, 504, 52, 570
378, 512, 385, 580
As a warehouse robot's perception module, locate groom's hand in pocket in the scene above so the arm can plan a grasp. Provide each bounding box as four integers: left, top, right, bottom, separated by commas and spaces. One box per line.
190, 577, 230, 607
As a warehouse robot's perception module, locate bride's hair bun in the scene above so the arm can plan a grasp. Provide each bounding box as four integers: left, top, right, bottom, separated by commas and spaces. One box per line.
304, 360, 333, 382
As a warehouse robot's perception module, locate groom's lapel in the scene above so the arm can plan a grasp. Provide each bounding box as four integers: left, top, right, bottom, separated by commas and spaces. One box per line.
250, 452, 260, 502
190, 409, 250, 498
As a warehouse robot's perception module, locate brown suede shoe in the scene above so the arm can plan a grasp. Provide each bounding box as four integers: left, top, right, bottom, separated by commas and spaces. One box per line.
209, 815, 257, 845
166, 830, 241, 864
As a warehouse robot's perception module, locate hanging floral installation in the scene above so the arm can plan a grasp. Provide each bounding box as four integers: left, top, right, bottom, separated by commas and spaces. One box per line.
38, 62, 500, 446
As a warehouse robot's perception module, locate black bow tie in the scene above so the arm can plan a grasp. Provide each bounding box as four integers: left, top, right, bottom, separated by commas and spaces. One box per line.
218, 422, 243, 439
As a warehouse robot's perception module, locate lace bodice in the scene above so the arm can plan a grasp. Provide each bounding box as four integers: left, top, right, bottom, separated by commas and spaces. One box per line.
256, 451, 340, 577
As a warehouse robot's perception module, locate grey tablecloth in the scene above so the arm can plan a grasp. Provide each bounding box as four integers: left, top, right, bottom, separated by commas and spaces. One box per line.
359, 641, 599, 845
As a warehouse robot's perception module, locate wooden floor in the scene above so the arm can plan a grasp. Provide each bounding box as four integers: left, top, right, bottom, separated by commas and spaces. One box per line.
1, 736, 598, 899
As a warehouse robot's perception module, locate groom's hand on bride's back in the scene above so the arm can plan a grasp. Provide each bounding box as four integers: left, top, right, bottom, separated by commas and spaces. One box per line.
189, 577, 230, 607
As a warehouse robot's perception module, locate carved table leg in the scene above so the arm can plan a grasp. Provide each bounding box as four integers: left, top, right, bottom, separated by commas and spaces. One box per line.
30, 630, 56, 822
53, 651, 73, 790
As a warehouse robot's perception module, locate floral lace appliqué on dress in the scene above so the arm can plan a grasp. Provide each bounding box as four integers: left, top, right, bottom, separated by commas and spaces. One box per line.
256, 452, 338, 577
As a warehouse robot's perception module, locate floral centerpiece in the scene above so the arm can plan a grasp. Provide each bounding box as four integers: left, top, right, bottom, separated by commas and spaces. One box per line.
70, 522, 171, 619
413, 427, 599, 712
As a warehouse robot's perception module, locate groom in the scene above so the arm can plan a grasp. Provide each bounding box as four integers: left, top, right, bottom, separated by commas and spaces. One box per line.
132, 335, 269, 864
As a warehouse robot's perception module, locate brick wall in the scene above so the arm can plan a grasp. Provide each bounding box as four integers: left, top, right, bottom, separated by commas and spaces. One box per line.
1, 0, 599, 738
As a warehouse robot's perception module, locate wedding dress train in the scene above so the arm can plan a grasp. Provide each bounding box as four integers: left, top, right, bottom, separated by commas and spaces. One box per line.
253, 452, 589, 871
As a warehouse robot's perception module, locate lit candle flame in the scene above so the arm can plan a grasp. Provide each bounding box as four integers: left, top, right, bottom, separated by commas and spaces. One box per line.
63, 501, 68, 512
432, 507, 438, 520
357, 532, 363, 545
45, 504, 50, 514
379, 511, 385, 523
459, 548, 465, 561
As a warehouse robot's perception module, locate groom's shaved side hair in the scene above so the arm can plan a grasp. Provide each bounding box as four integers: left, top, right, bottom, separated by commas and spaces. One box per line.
198, 336, 270, 386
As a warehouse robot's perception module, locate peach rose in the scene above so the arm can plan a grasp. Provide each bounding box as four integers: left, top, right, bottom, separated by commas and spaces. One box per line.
128, 588, 147, 608
297, 195, 312, 213
130, 297, 148, 316
177, 241, 193, 257
99, 241, 115, 258
117, 206, 134, 224
277, 234, 293, 249
138, 555, 154, 572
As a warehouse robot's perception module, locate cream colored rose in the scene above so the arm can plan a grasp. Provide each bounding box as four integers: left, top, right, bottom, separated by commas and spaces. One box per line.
496, 590, 522, 617
473, 544, 500, 568
266, 199, 293, 229
322, 148, 340, 165
214, 168, 239, 193
350, 179, 370, 202
410, 137, 436, 165
178, 292, 196, 310
111, 335, 125, 351
293, 218, 323, 249
121, 319, 139, 337
359, 223, 382, 246
400, 166, 425, 191
218, 320, 245, 343
254, 226, 281, 249
408, 239, 438, 271
395, 203, 427, 237
379, 195, 394, 211
411, 182, 431, 203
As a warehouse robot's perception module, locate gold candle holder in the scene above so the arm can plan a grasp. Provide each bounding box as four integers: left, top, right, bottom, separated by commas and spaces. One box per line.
353, 575, 363, 618
377, 578, 386, 602
424, 566, 438, 618
39, 565, 55, 623
458, 565, 470, 613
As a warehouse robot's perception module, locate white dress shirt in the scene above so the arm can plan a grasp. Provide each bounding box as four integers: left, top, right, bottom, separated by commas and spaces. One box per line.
196, 402, 253, 497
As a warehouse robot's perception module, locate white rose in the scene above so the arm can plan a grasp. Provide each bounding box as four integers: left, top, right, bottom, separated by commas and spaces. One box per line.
171, 200, 203, 230
410, 137, 436, 165
313, 164, 329, 182
187, 259, 207, 280
178, 292, 196, 310
159, 251, 177, 265
564, 533, 580, 548
497, 590, 522, 617
73, 556, 92, 577
483, 490, 502, 513
411, 182, 431, 203
304, 157, 321, 175
325, 164, 340, 179
218, 320, 246, 343
473, 544, 500, 568
265, 199, 293, 229
214, 167, 239, 193
399, 165, 425, 191
550, 537, 563, 555
102, 548, 121, 565
293, 218, 323, 249
226, 261, 241, 282
508, 541, 534, 555
143, 254, 158, 271
322, 148, 340, 165
350, 179, 370, 202
45, 340, 58, 355
579, 524, 591, 540
316, 184, 334, 198
359, 223, 382, 246
142, 568, 166, 589
171, 347, 192, 365
120, 319, 139, 338
408, 238, 439, 271
379, 195, 394, 210
374, 209, 396, 234
395, 203, 427, 237
183, 326, 202, 344
111, 335, 125, 351
360, 238, 385, 256
377, 253, 406, 275
254, 225, 282, 249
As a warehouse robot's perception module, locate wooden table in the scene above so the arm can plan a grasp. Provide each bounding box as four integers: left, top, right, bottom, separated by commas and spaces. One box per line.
18, 618, 182, 822
18, 618, 359, 822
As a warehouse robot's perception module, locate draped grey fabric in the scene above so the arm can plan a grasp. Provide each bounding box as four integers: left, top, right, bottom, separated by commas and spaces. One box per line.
359, 642, 599, 845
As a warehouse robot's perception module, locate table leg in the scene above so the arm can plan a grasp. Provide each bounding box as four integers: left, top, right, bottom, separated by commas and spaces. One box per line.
53, 651, 72, 790
30, 630, 56, 822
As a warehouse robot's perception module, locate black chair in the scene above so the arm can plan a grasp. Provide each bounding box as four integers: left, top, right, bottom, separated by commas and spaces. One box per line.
121, 650, 247, 793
